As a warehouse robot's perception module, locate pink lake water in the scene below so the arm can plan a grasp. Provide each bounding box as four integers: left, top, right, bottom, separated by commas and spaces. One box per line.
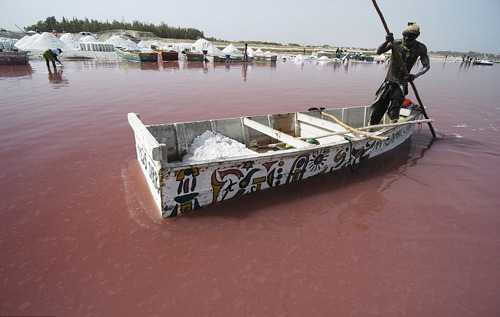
1, 58, 499, 316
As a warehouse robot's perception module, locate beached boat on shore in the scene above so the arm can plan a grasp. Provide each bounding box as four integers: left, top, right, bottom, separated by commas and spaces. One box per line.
115, 47, 158, 62
206, 54, 253, 63
0, 50, 29, 65
159, 51, 179, 61
184, 52, 207, 61
150, 45, 179, 60
128, 106, 429, 218
253, 54, 278, 62
473, 59, 493, 66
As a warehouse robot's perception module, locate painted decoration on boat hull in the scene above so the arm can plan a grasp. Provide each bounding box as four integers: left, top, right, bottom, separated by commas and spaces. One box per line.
155, 124, 412, 217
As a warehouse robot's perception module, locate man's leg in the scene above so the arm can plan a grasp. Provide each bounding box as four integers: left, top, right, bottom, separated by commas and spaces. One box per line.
387, 88, 405, 123
369, 97, 390, 125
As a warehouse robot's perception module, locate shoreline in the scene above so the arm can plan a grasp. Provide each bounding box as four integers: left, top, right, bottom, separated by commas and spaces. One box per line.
21, 46, 458, 63
23, 50, 461, 63
2, 30, 467, 62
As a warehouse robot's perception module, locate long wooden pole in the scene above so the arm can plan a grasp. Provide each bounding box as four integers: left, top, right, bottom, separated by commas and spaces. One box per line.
309, 107, 388, 141
297, 119, 434, 140
371, 0, 437, 138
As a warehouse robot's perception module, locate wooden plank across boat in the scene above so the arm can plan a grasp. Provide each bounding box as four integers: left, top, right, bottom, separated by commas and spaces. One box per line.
115, 47, 158, 62
128, 106, 428, 218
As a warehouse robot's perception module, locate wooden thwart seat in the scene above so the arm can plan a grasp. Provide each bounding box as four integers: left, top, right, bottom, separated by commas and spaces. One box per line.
297, 113, 350, 133
302, 110, 388, 141
243, 117, 315, 149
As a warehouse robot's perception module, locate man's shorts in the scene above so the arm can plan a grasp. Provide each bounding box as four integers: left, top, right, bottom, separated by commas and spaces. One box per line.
42, 49, 56, 62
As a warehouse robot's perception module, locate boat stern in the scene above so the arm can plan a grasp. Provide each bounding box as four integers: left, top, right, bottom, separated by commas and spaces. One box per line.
128, 113, 165, 213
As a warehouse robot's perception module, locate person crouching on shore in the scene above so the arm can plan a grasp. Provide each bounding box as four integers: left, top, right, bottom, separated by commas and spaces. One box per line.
42, 48, 63, 72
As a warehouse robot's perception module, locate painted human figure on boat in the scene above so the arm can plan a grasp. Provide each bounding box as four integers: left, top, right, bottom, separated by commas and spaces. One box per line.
171, 167, 202, 216
166, 141, 384, 217
156, 122, 413, 218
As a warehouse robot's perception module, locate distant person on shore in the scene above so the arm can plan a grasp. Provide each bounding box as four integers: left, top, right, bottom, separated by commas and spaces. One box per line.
243, 43, 248, 62
368, 23, 430, 127
42, 48, 63, 72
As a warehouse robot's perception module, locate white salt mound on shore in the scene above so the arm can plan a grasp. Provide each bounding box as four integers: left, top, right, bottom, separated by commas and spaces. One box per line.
15, 32, 69, 50
0, 37, 17, 50
13, 32, 142, 52
183, 130, 255, 162
79, 35, 97, 43
222, 44, 241, 55
192, 38, 221, 55
246, 47, 255, 56
104, 35, 141, 50
59, 33, 80, 50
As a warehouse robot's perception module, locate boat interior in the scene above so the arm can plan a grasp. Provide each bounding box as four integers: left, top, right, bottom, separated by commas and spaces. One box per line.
135, 106, 407, 163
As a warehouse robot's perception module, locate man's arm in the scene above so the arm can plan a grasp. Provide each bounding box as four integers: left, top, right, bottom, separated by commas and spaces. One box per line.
414, 50, 430, 78
407, 45, 430, 81
376, 34, 394, 55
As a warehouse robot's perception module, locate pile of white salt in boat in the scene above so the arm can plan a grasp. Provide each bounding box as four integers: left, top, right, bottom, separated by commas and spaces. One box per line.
182, 130, 255, 163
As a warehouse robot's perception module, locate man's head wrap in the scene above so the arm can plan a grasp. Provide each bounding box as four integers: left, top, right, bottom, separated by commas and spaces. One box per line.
403, 23, 420, 35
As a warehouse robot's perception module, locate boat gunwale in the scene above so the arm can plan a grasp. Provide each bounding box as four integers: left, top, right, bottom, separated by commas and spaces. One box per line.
128, 106, 422, 218
131, 107, 421, 170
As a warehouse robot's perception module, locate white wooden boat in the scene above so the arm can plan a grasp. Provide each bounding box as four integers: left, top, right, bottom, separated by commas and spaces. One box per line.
472, 59, 493, 66
0, 50, 29, 65
253, 54, 278, 62
115, 47, 158, 62
184, 52, 207, 61
128, 106, 430, 218
206, 54, 253, 63
150, 45, 179, 60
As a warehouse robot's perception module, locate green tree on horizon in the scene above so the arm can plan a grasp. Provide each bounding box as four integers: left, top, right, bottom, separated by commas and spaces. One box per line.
26, 16, 204, 40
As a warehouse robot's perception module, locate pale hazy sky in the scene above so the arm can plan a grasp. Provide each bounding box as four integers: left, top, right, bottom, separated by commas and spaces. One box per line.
2, 0, 500, 54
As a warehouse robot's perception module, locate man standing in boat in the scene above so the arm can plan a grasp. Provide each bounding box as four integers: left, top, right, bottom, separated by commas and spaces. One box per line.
369, 23, 430, 126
